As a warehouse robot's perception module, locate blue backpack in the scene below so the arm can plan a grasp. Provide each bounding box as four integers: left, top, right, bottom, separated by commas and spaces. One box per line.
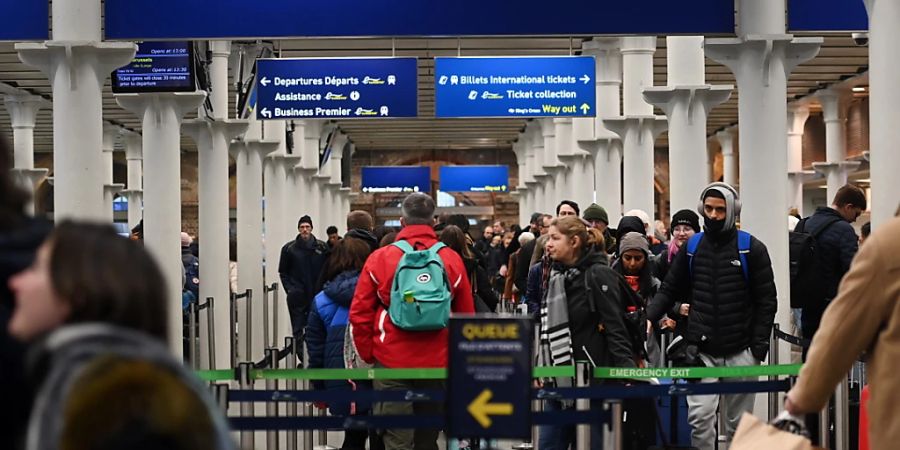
685, 231, 751, 283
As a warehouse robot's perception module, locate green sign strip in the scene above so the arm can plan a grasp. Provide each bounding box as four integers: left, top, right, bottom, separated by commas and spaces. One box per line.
594, 364, 802, 380
196, 364, 801, 382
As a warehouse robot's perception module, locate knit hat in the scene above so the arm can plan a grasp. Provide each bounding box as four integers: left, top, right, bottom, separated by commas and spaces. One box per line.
670, 209, 701, 235
618, 232, 650, 257
180, 232, 193, 247
297, 215, 313, 228
582, 203, 609, 225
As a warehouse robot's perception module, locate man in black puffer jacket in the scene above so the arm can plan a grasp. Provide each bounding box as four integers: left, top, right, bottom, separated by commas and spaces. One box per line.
279, 215, 329, 342
795, 184, 865, 341
648, 182, 777, 450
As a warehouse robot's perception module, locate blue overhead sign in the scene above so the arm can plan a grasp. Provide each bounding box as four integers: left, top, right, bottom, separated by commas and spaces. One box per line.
104, 0, 735, 40
361, 167, 431, 194
788, 0, 868, 32
0, 1, 48, 41
448, 317, 533, 439
440, 166, 509, 193
434, 57, 596, 118
256, 58, 417, 120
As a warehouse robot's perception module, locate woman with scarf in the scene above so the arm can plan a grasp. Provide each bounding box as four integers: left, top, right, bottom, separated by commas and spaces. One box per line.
613, 232, 663, 367
538, 216, 652, 450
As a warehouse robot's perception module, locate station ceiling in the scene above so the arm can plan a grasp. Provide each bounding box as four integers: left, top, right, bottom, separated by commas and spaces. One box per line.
0, 35, 868, 155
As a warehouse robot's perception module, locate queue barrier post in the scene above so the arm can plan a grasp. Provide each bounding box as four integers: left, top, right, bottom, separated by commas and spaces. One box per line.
270, 283, 280, 348
189, 301, 198, 370
245, 289, 253, 362
769, 323, 781, 421
237, 362, 254, 450
575, 361, 592, 450
265, 348, 279, 450
206, 297, 216, 369
285, 336, 298, 450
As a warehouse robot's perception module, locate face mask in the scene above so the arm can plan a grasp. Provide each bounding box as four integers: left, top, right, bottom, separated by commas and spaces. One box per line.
704, 217, 726, 234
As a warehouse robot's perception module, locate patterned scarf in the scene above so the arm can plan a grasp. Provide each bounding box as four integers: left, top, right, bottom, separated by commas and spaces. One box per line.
538, 266, 580, 398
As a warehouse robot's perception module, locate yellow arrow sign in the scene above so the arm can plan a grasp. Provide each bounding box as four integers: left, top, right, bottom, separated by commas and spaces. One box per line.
467, 389, 513, 428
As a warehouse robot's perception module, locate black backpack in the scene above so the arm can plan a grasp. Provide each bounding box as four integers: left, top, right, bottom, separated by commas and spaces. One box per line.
789, 217, 841, 308
584, 267, 648, 362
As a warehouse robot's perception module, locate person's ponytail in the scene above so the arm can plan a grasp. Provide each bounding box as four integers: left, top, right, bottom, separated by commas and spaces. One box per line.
585, 227, 605, 250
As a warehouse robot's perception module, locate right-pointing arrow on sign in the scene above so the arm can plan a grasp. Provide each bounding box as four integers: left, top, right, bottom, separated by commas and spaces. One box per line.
261, 107, 272, 119
260, 77, 271, 87
467, 389, 513, 429
580, 74, 591, 84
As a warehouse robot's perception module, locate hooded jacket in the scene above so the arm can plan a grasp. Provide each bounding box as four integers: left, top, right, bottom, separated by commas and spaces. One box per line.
306, 270, 372, 416
25, 324, 234, 450
0, 217, 50, 448
349, 225, 475, 368
647, 226, 778, 360
799, 206, 859, 301
345, 229, 379, 253
554, 248, 636, 369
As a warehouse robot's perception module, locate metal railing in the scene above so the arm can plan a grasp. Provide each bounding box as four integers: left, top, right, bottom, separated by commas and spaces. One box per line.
263, 282, 280, 349
187, 296, 216, 370
230, 289, 253, 368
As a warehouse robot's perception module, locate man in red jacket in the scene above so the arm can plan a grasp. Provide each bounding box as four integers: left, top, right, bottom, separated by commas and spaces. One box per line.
350, 192, 474, 450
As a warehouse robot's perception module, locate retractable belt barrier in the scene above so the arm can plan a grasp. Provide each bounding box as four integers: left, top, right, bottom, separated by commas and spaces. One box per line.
196, 364, 802, 382
204, 363, 801, 432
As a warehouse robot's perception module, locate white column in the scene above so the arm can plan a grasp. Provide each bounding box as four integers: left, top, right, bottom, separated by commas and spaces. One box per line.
540, 119, 565, 208
523, 135, 541, 214
813, 88, 860, 203
4, 94, 49, 214
550, 118, 574, 202
263, 150, 289, 340
579, 38, 624, 220
512, 140, 532, 225
787, 105, 814, 215
183, 119, 248, 365
716, 128, 739, 187
322, 132, 349, 233
230, 137, 279, 362
102, 124, 124, 222
865, 0, 900, 227
528, 122, 550, 213
16, 0, 136, 221
706, 0, 821, 343
604, 36, 667, 218
281, 155, 304, 243
122, 131, 144, 229
297, 121, 325, 225
644, 36, 733, 214
117, 92, 207, 356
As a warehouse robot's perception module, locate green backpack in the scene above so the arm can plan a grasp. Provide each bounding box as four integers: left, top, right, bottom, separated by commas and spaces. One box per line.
388, 240, 453, 331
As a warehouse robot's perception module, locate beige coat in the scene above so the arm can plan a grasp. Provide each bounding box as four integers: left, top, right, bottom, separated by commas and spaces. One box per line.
788, 216, 900, 450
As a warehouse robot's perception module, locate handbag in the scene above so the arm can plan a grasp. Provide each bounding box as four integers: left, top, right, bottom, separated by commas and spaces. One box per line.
731, 413, 822, 450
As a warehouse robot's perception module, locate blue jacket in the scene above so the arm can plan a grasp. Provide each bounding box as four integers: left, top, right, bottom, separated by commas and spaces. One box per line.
306, 270, 371, 416
525, 262, 543, 315
801, 207, 859, 300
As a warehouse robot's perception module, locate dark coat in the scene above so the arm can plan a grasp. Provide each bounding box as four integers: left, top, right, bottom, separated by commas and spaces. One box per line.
515, 239, 536, 293
0, 218, 50, 448
647, 228, 778, 361
278, 234, 329, 334
525, 262, 543, 315
464, 257, 499, 312
615, 216, 647, 256
344, 228, 379, 253
799, 207, 859, 300
306, 270, 372, 416
557, 249, 636, 369
181, 247, 200, 299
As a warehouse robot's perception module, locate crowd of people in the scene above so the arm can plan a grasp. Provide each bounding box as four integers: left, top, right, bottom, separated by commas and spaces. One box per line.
1, 117, 895, 450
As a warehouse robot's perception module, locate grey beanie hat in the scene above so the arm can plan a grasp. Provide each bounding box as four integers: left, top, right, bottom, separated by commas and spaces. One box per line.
699, 182, 741, 231
618, 232, 650, 257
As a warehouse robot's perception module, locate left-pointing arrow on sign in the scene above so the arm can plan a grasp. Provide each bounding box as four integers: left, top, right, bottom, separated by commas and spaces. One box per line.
261, 108, 272, 118
260, 77, 271, 87
467, 389, 513, 429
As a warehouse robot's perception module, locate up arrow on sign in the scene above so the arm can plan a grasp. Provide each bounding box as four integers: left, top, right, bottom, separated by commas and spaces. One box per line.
580, 103, 591, 114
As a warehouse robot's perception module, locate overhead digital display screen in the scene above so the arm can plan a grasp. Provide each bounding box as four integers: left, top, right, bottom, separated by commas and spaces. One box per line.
112, 41, 196, 93
440, 166, 509, 192
361, 166, 431, 194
